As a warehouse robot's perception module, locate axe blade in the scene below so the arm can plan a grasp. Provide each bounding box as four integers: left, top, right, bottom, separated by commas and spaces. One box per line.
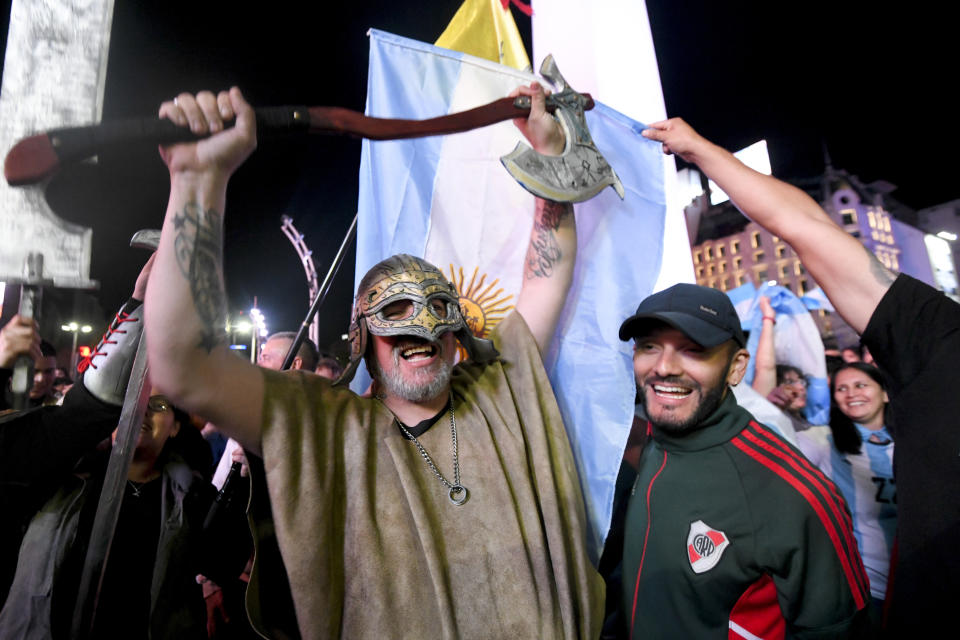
500, 55, 625, 204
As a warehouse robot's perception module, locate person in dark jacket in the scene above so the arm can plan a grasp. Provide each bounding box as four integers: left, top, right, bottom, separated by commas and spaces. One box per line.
0, 388, 219, 639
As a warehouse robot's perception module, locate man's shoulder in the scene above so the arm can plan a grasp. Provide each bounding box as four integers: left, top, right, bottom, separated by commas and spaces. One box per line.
725, 421, 824, 495
725, 421, 852, 532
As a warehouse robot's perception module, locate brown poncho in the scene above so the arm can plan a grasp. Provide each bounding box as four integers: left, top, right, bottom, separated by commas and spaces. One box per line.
250, 312, 603, 639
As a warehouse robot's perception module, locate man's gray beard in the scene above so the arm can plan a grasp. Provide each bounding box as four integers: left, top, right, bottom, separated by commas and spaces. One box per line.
645, 377, 727, 436
370, 343, 453, 403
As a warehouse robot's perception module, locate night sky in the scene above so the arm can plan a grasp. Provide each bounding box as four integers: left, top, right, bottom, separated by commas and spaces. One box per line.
1, 1, 954, 355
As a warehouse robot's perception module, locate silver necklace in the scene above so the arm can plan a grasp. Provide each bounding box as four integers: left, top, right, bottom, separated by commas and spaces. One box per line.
395, 395, 468, 506
127, 480, 144, 498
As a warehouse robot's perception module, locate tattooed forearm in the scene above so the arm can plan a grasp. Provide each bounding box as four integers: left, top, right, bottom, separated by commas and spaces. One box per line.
173, 203, 228, 353
525, 200, 572, 279
864, 245, 896, 288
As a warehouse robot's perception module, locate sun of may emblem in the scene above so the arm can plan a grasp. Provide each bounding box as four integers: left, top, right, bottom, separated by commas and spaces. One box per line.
448, 265, 514, 360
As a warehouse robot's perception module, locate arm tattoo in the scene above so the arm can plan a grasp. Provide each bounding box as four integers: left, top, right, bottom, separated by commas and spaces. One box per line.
173, 203, 228, 353
864, 245, 896, 288
526, 200, 572, 279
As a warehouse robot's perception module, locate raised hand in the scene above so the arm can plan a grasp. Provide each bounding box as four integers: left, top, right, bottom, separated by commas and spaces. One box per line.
641, 117, 711, 163
0, 315, 41, 369
511, 82, 565, 156
157, 87, 257, 180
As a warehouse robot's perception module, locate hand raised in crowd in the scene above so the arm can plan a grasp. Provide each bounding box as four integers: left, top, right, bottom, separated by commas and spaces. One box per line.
758, 295, 776, 322
510, 82, 565, 156
157, 87, 257, 179
641, 117, 712, 163
0, 314, 42, 369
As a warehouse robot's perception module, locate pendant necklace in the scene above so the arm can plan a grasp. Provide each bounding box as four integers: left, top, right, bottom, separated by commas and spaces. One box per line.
128, 480, 144, 498
395, 393, 468, 505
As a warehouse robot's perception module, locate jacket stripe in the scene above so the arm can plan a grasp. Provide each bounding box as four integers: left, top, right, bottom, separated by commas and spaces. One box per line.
747, 423, 854, 531
730, 435, 868, 610
742, 423, 870, 592
629, 450, 668, 640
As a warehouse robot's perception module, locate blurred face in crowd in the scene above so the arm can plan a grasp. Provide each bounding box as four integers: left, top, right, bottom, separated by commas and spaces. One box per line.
257, 337, 294, 371
114, 389, 180, 461
777, 369, 808, 412
368, 299, 457, 403
833, 367, 887, 428
632, 323, 748, 435
30, 355, 58, 400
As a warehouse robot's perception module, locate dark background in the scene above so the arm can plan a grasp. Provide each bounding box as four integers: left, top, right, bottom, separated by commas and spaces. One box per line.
1, 1, 954, 356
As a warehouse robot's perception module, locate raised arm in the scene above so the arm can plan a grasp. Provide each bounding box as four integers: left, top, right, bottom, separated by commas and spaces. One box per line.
511, 83, 576, 356
145, 88, 265, 455
642, 119, 893, 334
751, 296, 778, 397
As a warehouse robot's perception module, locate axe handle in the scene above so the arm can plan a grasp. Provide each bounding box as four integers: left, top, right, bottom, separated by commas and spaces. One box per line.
4, 94, 594, 186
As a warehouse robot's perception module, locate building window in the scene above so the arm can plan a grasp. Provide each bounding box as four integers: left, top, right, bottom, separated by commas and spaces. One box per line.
736, 274, 745, 286
841, 209, 857, 225
733, 257, 742, 270
778, 263, 789, 279
705, 245, 713, 260
731, 239, 740, 254
753, 250, 765, 263
798, 278, 809, 295
751, 231, 761, 248
756, 267, 768, 281
693, 251, 701, 265
720, 277, 729, 291
794, 261, 805, 276
719, 261, 727, 273
717, 245, 725, 258
707, 264, 715, 276
696, 266, 704, 278
775, 245, 787, 259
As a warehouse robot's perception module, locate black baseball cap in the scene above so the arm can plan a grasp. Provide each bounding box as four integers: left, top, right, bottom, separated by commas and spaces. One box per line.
619, 283, 746, 348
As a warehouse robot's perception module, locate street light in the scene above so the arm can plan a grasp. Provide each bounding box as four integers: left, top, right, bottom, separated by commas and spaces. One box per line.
61, 321, 93, 375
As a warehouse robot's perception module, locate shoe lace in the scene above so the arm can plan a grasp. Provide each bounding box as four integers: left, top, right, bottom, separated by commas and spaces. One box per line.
77, 310, 139, 374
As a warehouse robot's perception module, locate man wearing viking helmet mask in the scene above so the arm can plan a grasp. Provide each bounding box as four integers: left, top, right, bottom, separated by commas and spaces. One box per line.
145, 84, 603, 639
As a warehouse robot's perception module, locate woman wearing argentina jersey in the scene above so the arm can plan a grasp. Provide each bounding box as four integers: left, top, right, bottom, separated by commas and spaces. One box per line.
796, 362, 895, 618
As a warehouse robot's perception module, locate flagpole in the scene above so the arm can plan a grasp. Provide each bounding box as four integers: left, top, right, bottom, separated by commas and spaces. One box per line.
280, 213, 358, 372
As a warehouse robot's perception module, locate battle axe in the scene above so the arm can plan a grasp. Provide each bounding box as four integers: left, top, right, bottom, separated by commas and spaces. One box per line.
4, 58, 623, 204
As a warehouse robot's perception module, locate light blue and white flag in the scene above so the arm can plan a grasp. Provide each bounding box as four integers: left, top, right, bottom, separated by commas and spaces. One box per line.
354, 29, 667, 558
729, 281, 830, 425
800, 286, 836, 312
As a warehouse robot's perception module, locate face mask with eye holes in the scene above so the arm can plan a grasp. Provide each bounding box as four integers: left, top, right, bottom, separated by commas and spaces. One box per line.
363, 286, 466, 342
334, 254, 498, 386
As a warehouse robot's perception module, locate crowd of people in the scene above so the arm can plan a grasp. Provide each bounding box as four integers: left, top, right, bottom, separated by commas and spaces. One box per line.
0, 81, 956, 639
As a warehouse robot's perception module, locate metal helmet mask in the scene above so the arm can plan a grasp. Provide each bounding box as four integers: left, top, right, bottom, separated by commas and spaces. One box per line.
334, 254, 498, 385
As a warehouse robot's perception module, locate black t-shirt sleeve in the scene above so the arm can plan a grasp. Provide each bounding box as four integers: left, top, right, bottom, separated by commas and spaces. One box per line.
861, 274, 960, 395
0, 380, 121, 485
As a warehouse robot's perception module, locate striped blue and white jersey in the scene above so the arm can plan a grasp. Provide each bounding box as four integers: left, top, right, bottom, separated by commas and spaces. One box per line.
797, 425, 896, 600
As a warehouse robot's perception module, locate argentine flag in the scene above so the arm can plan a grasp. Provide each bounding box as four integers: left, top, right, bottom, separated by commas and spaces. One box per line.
354, 30, 667, 558
728, 281, 830, 426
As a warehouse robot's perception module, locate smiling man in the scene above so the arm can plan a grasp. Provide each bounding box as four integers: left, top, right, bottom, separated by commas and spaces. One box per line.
617, 283, 869, 639
144, 84, 602, 639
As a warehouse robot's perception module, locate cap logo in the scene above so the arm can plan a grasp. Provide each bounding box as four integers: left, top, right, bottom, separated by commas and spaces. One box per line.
699, 305, 718, 316
686, 520, 730, 574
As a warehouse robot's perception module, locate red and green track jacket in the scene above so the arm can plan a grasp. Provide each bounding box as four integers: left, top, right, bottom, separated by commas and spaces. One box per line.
623, 393, 869, 639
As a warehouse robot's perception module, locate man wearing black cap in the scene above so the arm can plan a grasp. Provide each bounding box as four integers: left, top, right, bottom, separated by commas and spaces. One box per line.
617, 283, 868, 639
